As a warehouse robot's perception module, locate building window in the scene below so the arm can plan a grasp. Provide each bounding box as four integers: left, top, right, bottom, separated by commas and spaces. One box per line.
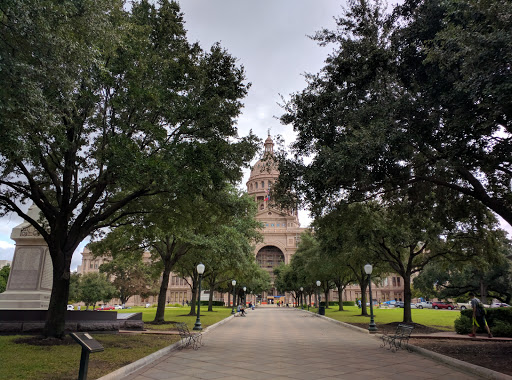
397, 277, 401, 286
255, 182, 258, 189
261, 181, 264, 188
89, 263, 93, 269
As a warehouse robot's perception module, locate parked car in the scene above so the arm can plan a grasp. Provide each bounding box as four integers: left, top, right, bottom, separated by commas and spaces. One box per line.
410, 303, 417, 309
457, 302, 471, 310
98, 305, 115, 310
114, 305, 124, 310
490, 303, 510, 308
67, 305, 74, 311
432, 301, 456, 310
394, 301, 405, 308
416, 301, 432, 309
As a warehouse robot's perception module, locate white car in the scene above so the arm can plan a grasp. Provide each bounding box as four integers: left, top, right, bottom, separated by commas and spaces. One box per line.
114, 305, 123, 310
457, 302, 471, 310
67, 305, 74, 311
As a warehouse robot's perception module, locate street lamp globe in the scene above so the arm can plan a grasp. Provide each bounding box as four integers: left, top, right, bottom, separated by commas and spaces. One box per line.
300, 287, 303, 292
316, 280, 321, 287
243, 287, 246, 292
364, 263, 373, 275
197, 263, 205, 275
232, 279, 236, 286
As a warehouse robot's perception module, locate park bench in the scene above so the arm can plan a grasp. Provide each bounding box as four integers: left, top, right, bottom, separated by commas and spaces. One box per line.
173, 322, 202, 350
380, 324, 414, 352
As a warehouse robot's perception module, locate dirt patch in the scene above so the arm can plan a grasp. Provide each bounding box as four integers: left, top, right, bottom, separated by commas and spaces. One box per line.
350, 321, 443, 334
13, 335, 75, 346
348, 322, 511, 377
409, 338, 512, 376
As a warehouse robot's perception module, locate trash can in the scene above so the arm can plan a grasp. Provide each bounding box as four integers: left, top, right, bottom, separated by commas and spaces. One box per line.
319, 306, 325, 315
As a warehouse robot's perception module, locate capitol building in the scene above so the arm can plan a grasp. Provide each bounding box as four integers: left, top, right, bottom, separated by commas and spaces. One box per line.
79, 133, 406, 306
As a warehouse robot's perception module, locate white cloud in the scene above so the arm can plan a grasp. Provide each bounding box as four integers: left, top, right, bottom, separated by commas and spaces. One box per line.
0, 240, 15, 250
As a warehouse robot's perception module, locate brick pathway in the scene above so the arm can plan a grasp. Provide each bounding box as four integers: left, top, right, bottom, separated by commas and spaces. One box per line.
125, 307, 479, 380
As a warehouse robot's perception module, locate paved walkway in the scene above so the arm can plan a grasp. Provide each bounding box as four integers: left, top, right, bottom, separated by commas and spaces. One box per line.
125, 308, 480, 380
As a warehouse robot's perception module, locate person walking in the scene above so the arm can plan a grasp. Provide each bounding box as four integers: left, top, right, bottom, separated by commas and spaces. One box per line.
468, 292, 492, 338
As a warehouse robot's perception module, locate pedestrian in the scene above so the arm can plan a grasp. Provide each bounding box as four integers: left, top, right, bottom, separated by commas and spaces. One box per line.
468, 292, 492, 338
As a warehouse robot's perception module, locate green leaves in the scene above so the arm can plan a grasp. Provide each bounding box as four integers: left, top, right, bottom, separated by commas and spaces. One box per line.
277, 0, 512, 226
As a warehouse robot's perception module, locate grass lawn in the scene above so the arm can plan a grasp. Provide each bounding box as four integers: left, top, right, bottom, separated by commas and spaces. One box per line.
311, 305, 460, 331
117, 305, 234, 330
0, 306, 232, 380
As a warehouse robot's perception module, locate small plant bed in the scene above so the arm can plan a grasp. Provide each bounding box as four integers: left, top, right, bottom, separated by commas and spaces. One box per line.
350, 322, 443, 335
409, 338, 512, 377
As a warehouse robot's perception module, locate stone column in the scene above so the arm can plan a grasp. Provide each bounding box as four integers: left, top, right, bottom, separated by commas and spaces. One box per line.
0, 205, 52, 310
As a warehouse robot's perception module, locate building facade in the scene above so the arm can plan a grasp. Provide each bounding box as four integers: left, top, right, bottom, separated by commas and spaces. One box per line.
77, 133, 407, 307
246, 133, 306, 303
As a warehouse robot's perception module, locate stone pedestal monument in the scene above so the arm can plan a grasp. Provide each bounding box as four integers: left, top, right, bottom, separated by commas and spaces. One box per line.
0, 205, 52, 310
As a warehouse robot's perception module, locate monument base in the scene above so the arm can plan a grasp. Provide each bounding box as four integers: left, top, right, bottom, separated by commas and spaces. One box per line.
0, 290, 51, 310
0, 310, 144, 333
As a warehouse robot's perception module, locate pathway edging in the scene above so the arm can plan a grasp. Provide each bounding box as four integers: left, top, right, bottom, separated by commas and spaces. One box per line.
301, 308, 512, 380
96, 314, 236, 380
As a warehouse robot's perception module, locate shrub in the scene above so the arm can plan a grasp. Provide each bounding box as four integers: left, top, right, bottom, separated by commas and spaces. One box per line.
454, 315, 472, 334
199, 300, 224, 306
457, 307, 512, 336
342, 301, 356, 306
491, 320, 512, 337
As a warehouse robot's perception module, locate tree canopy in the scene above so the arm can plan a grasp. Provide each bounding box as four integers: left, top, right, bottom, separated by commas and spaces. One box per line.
0, 0, 257, 337
276, 0, 512, 226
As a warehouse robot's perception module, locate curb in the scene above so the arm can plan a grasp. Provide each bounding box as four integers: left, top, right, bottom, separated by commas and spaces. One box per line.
407, 344, 512, 380
96, 314, 236, 380
301, 309, 512, 380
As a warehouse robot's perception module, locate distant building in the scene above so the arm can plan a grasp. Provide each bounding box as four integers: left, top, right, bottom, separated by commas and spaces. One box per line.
246, 133, 306, 304
0, 260, 11, 269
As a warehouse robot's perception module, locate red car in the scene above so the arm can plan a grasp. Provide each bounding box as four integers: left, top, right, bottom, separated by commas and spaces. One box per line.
97, 305, 115, 310
432, 301, 456, 310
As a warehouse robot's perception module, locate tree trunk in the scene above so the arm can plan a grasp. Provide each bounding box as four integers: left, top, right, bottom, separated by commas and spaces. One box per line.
188, 276, 197, 316
360, 279, 369, 316
44, 264, 71, 338
208, 281, 214, 312
153, 262, 171, 323
402, 273, 413, 323
324, 289, 329, 308
228, 290, 231, 308
338, 286, 344, 311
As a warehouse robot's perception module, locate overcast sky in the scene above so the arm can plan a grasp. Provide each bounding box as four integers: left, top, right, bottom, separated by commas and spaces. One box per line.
0, 1, 345, 269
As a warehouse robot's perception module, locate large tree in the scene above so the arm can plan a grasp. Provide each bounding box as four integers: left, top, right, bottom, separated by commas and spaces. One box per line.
276, 0, 512, 226
0, 0, 257, 337
99, 255, 160, 305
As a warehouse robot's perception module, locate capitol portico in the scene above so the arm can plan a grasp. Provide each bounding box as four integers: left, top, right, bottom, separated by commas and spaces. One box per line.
247, 133, 306, 303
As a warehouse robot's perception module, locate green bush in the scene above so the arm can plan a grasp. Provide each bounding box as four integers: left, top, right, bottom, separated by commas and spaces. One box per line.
342, 301, 356, 306
457, 307, 512, 336
172, 303, 182, 307
328, 302, 339, 306
199, 300, 224, 306
491, 320, 512, 337
454, 315, 472, 334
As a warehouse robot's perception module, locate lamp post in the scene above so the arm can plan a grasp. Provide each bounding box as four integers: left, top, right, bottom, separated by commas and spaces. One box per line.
243, 286, 247, 306
193, 263, 205, 330
316, 280, 321, 314
300, 287, 304, 309
364, 263, 378, 333
231, 280, 236, 314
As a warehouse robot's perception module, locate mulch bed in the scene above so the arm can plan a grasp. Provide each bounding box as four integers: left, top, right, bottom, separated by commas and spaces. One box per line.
349, 322, 512, 377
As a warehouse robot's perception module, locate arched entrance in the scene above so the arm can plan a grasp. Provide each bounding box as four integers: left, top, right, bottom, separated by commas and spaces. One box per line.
256, 245, 285, 303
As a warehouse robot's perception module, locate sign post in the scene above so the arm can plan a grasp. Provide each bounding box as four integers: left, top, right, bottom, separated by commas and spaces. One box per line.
70, 332, 104, 380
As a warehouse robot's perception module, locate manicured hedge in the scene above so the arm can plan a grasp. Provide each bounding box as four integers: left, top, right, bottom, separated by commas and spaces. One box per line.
199, 300, 224, 306
455, 307, 512, 337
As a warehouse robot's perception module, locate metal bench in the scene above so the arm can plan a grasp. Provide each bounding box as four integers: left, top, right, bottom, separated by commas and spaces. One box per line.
173, 322, 202, 350
380, 324, 414, 352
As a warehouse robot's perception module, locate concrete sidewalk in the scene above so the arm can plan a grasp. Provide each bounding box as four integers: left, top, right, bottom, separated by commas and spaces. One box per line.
122, 307, 490, 380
